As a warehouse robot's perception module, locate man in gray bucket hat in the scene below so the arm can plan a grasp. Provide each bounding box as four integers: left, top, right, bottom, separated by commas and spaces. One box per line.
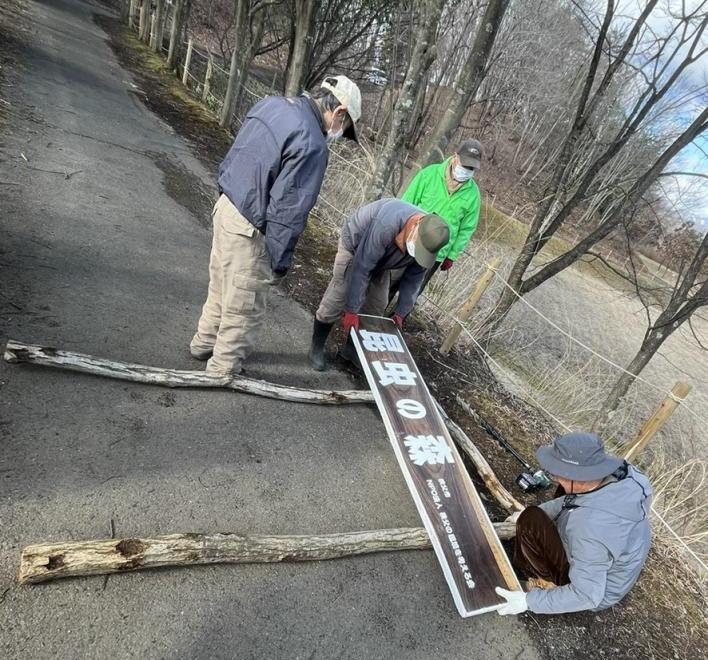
495, 432, 653, 616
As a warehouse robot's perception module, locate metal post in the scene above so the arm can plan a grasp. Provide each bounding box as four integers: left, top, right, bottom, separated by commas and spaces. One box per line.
440, 256, 502, 355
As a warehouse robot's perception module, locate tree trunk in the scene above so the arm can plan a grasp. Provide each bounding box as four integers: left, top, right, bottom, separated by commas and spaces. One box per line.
166, 0, 184, 70
219, 0, 249, 128
366, 0, 444, 200
417, 0, 509, 167
593, 332, 666, 434
19, 524, 515, 584
594, 231, 708, 430
283, 0, 317, 96
120, 0, 129, 22
151, 0, 165, 52
138, 0, 149, 42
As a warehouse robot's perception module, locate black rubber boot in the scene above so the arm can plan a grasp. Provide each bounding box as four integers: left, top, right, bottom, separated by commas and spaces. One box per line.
336, 335, 361, 371
308, 319, 334, 371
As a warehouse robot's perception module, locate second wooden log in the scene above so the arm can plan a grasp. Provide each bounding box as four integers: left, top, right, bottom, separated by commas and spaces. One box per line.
19, 524, 515, 584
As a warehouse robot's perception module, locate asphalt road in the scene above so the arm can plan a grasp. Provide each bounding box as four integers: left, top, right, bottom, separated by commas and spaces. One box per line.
0, 1, 540, 657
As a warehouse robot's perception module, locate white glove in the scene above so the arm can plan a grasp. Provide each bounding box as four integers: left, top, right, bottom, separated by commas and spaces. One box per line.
505, 509, 523, 524
495, 587, 528, 615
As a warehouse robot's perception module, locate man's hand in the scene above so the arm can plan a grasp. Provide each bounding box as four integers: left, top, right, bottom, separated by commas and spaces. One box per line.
440, 258, 454, 271
495, 587, 528, 615
392, 313, 404, 329
342, 311, 360, 336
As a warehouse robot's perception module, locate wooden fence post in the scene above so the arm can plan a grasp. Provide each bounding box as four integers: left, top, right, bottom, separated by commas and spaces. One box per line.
202, 54, 214, 103
624, 381, 692, 462
182, 38, 194, 86
440, 256, 502, 355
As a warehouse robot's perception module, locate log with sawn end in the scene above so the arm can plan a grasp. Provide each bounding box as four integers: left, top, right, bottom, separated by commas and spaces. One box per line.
18, 524, 515, 584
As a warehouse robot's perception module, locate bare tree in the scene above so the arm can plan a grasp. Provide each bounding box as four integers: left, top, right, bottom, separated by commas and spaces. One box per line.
219, 0, 266, 128
416, 0, 510, 168
479, 1, 707, 336
302, 0, 390, 89
366, 0, 445, 199
595, 230, 708, 430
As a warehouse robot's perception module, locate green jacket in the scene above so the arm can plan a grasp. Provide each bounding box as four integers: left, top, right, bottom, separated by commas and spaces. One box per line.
401, 158, 481, 262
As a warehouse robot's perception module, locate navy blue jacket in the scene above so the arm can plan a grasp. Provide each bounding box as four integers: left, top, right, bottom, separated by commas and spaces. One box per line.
218, 95, 329, 274
341, 199, 427, 318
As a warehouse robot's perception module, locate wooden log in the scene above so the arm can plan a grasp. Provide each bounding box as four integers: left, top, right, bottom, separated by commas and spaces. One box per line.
437, 401, 524, 513
19, 524, 515, 584
4, 341, 520, 513
3, 340, 373, 405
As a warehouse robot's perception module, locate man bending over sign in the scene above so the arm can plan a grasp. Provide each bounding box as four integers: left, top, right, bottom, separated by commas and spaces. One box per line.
496, 433, 653, 615
308, 199, 449, 371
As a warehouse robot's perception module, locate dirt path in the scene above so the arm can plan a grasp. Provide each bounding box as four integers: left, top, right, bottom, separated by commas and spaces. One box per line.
0, 1, 538, 658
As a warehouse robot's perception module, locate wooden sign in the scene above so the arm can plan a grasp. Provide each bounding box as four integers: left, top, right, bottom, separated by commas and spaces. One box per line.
352, 315, 520, 617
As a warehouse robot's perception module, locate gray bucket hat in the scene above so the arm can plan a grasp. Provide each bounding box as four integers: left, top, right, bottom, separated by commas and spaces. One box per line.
537, 432, 623, 481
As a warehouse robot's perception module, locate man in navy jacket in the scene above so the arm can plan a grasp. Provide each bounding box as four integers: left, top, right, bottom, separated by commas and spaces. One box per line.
190, 76, 361, 376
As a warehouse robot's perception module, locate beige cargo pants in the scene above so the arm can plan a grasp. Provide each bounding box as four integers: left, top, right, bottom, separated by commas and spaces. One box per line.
316, 239, 390, 323
191, 195, 272, 375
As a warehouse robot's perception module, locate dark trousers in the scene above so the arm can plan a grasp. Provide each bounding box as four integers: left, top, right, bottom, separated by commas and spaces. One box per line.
388, 260, 441, 304
513, 506, 570, 586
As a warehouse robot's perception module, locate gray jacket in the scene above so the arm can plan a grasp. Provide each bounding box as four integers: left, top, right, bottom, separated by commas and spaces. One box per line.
527, 464, 652, 614
341, 199, 426, 318
218, 95, 328, 274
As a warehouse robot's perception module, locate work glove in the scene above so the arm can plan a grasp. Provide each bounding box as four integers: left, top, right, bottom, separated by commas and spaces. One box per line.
440, 258, 454, 271
505, 509, 523, 524
342, 311, 360, 336
495, 587, 528, 616
392, 313, 405, 329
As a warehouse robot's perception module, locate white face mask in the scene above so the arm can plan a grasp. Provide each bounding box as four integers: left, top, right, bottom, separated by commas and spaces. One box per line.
453, 164, 474, 182
406, 240, 416, 257
326, 128, 343, 143
326, 107, 346, 143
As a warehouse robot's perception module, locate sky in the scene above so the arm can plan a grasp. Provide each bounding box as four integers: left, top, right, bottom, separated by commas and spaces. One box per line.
591, 0, 708, 229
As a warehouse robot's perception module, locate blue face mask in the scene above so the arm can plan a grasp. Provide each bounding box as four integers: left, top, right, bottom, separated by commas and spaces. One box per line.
453, 164, 474, 182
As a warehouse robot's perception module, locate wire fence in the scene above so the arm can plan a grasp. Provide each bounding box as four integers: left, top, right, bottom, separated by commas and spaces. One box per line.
124, 5, 707, 571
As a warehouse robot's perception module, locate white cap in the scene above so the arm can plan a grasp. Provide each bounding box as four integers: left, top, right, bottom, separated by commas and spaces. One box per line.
320, 75, 362, 140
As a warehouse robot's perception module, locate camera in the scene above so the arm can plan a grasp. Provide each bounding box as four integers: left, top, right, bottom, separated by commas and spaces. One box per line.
515, 470, 552, 494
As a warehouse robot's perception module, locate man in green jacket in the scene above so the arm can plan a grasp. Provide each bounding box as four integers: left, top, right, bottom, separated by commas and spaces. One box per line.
400, 139, 482, 287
